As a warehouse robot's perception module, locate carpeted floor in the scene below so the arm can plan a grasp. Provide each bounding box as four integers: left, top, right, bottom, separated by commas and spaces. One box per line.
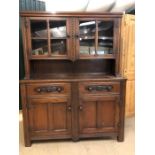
19, 111, 134, 155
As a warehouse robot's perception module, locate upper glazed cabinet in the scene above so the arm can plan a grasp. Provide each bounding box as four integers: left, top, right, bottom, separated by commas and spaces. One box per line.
25, 17, 120, 60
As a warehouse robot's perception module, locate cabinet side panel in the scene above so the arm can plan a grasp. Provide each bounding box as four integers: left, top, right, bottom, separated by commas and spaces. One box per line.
117, 80, 126, 141
21, 18, 30, 79
20, 84, 31, 146
125, 80, 135, 116
114, 18, 121, 76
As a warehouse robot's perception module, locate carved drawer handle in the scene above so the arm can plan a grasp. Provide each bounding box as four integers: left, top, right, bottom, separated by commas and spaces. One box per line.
86, 85, 113, 92
35, 86, 63, 93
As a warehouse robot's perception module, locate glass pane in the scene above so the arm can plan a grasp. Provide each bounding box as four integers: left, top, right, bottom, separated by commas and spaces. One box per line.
31, 39, 48, 55
50, 20, 67, 55
30, 20, 48, 56
51, 39, 67, 55
97, 21, 113, 55
50, 20, 66, 38
80, 39, 95, 55
31, 20, 47, 38
79, 21, 96, 55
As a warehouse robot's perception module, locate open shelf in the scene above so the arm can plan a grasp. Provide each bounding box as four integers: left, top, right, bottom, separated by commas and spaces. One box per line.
79, 36, 113, 40
79, 54, 115, 59
30, 59, 115, 79
31, 37, 48, 40
51, 37, 67, 40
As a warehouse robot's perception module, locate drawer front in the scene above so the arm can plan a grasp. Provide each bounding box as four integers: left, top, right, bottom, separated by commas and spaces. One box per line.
79, 82, 120, 95
27, 83, 71, 96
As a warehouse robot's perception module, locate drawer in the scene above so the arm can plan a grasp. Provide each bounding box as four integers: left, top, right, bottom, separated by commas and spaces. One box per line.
27, 83, 71, 96
79, 82, 120, 95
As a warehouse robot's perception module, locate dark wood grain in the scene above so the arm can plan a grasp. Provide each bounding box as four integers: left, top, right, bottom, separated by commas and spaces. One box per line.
117, 80, 126, 141
79, 82, 120, 95
21, 18, 30, 79
20, 84, 31, 146
20, 76, 126, 83
20, 11, 123, 18
28, 97, 72, 139
79, 95, 119, 136
71, 82, 79, 141
114, 18, 121, 76
30, 59, 115, 76
26, 82, 71, 96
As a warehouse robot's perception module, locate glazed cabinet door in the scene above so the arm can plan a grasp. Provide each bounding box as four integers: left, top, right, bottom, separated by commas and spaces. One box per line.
25, 17, 72, 60
74, 18, 120, 60
49, 18, 72, 59
27, 97, 72, 138
79, 95, 119, 136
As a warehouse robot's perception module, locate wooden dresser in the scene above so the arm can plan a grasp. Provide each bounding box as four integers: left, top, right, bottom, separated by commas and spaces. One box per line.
20, 12, 126, 146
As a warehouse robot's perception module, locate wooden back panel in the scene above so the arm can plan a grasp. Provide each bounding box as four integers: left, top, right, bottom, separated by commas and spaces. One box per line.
30, 59, 115, 75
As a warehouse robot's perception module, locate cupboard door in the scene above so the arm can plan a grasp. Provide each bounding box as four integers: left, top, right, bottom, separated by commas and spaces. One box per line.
49, 18, 72, 59
27, 17, 72, 60
79, 95, 119, 136
28, 97, 71, 137
28, 18, 49, 58
97, 20, 114, 56
75, 18, 120, 59
77, 19, 96, 57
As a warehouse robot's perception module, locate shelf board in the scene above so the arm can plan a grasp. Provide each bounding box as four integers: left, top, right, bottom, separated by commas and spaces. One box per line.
80, 36, 95, 40
50, 37, 67, 40
29, 54, 115, 60
31, 37, 48, 40
98, 36, 113, 40
79, 54, 115, 59
79, 36, 113, 40
29, 56, 68, 60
